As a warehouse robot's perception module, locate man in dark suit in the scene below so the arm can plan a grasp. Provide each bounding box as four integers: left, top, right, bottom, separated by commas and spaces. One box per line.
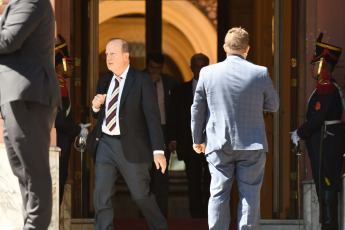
168, 53, 211, 218
91, 38, 167, 230
146, 52, 178, 217
0, 0, 60, 228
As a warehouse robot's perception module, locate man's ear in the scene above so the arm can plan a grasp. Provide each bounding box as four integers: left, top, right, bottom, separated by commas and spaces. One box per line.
223, 44, 228, 53
246, 45, 250, 54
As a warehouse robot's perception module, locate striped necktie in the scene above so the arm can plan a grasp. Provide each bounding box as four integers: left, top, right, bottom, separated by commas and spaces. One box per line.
106, 77, 122, 131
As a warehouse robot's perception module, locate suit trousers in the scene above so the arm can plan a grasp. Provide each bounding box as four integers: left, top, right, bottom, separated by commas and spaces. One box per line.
207, 149, 266, 230
1, 101, 57, 230
150, 124, 170, 217
184, 150, 211, 218
93, 134, 167, 230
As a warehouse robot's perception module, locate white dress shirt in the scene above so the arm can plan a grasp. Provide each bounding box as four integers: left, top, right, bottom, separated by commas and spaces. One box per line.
101, 65, 129, 135
93, 65, 163, 155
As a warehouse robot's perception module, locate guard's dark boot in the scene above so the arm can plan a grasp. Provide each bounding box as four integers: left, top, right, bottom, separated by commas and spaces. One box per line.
321, 190, 338, 230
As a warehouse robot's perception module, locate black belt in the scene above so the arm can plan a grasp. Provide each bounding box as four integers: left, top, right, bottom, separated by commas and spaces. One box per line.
102, 133, 121, 140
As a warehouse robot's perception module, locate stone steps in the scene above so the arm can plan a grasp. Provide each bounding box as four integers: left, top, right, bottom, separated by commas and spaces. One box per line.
70, 218, 304, 230
260, 219, 304, 229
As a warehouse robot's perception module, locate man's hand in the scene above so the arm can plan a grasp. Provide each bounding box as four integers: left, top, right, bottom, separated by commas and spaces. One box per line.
168, 141, 177, 152
154, 153, 167, 174
92, 94, 107, 109
193, 143, 205, 154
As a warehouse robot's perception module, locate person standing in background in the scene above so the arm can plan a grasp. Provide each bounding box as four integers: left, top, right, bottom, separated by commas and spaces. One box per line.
168, 53, 211, 218
0, 0, 60, 228
191, 27, 279, 229
146, 51, 178, 217
291, 33, 342, 230
54, 36, 88, 206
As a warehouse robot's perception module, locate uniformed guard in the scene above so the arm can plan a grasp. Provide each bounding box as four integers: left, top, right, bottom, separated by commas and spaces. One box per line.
291, 33, 343, 230
55, 35, 88, 206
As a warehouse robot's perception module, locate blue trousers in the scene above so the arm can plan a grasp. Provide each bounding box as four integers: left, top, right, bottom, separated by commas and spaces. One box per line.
207, 149, 266, 230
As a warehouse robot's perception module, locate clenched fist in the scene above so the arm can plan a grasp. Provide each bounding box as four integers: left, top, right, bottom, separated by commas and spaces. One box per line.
92, 94, 107, 109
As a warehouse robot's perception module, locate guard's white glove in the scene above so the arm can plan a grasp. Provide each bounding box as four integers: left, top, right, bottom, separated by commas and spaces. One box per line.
79, 123, 91, 138
290, 130, 300, 146
80, 127, 89, 138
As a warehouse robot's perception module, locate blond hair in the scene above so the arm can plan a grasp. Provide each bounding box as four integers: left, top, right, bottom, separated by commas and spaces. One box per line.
224, 27, 249, 51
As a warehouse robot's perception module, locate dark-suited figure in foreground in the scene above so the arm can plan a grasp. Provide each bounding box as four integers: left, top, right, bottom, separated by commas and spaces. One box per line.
0, 0, 60, 228
91, 38, 167, 230
291, 33, 343, 230
168, 53, 211, 218
146, 52, 178, 217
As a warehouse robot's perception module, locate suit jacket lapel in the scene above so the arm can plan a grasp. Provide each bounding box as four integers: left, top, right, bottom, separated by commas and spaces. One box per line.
102, 73, 113, 94
99, 72, 112, 120
120, 66, 136, 108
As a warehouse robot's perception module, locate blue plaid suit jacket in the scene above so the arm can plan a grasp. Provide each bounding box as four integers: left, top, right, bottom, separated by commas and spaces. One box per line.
191, 55, 279, 154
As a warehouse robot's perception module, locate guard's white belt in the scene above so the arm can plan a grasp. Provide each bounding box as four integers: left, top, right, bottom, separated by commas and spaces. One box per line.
324, 120, 342, 125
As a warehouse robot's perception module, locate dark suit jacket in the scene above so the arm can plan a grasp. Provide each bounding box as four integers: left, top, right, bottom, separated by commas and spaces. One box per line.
92, 67, 165, 163
167, 80, 194, 160
55, 93, 80, 140
55, 105, 81, 141
0, 0, 60, 108
161, 74, 178, 123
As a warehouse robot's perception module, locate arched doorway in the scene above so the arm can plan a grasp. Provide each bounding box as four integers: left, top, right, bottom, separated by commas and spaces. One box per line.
99, 1, 217, 82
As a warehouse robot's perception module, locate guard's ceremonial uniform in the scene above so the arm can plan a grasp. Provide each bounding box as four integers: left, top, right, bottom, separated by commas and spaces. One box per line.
297, 33, 343, 230
55, 42, 81, 205
297, 78, 343, 191
55, 73, 79, 139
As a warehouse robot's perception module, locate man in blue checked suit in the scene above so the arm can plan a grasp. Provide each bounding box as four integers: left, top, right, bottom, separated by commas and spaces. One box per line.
191, 27, 279, 230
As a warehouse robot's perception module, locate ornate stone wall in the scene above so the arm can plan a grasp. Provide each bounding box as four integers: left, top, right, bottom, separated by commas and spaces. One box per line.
190, 0, 218, 29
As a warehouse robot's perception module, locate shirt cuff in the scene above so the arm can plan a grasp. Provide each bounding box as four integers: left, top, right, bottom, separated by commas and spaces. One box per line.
153, 150, 164, 155
92, 105, 100, 113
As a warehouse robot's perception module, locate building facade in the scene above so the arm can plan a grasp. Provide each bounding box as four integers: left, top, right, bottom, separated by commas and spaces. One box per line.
0, 0, 344, 226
